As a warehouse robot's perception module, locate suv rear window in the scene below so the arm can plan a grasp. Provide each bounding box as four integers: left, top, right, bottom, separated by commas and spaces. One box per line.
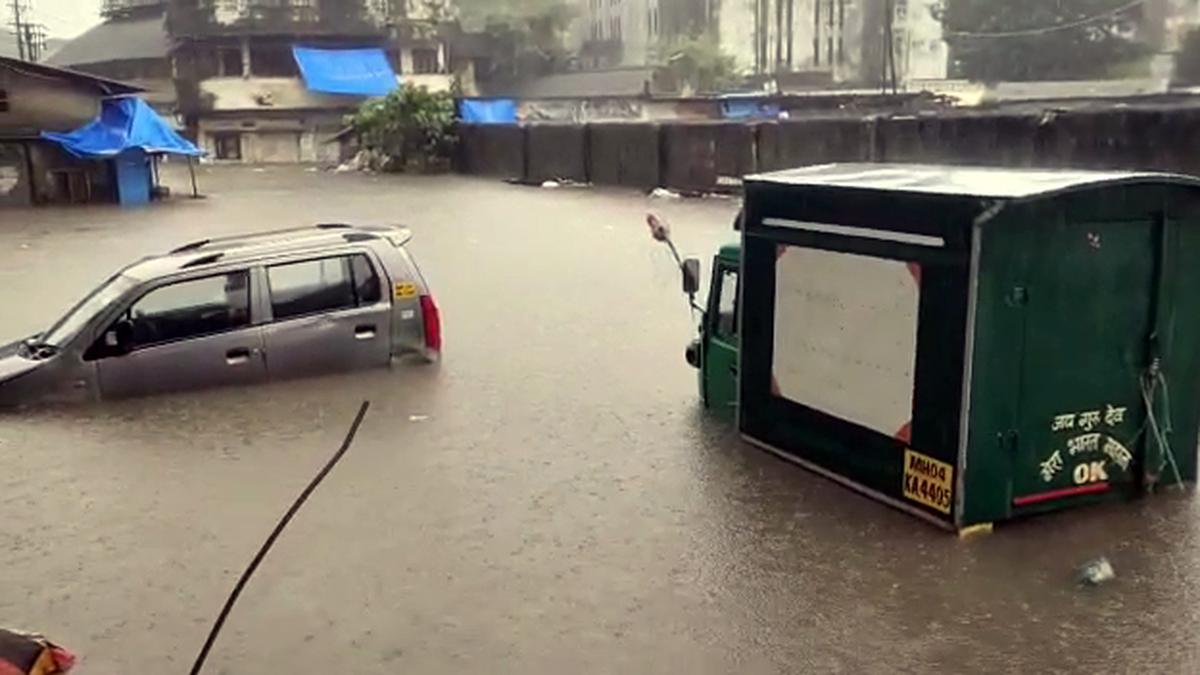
268, 254, 382, 321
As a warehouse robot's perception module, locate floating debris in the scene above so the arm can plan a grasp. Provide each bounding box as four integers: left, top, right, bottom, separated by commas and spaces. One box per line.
1077, 557, 1116, 586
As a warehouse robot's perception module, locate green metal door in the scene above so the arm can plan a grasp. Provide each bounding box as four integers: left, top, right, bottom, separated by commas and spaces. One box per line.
1009, 217, 1155, 511
704, 261, 739, 417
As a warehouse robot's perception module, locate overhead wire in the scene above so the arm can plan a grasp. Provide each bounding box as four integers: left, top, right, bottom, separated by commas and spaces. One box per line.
944, 0, 1147, 39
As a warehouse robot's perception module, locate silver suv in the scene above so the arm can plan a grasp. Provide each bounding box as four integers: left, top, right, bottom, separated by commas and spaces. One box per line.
0, 224, 441, 404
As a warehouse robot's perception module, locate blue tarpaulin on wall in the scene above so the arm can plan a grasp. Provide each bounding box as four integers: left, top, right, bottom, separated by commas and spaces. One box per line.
42, 96, 202, 159
460, 99, 519, 124
293, 46, 398, 96
720, 97, 781, 120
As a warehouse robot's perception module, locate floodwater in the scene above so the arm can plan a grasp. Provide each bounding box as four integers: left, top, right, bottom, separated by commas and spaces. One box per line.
1, 166, 1199, 673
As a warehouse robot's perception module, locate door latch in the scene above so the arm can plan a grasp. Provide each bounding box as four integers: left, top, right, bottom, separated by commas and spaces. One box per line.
1005, 286, 1029, 307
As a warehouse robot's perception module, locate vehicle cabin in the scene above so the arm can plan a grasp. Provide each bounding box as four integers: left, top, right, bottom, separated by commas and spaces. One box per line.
0, 224, 440, 404
708, 163, 1200, 530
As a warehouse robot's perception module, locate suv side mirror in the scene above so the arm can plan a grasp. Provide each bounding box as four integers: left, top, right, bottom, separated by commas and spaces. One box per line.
104, 320, 134, 356
682, 258, 701, 296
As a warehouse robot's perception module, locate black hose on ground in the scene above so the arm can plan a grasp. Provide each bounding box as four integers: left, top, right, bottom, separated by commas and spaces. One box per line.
189, 401, 372, 675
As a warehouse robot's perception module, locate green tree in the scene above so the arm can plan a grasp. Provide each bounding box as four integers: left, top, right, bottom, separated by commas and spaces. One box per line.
349, 85, 457, 171
655, 33, 740, 94
936, 0, 1149, 82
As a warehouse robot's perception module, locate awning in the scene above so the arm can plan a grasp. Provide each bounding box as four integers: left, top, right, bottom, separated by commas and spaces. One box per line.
292, 46, 398, 97
41, 96, 202, 158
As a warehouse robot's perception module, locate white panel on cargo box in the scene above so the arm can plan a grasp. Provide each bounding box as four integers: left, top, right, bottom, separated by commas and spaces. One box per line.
772, 245, 920, 438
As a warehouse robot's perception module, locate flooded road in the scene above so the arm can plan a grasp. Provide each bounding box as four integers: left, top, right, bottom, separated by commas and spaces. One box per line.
2, 166, 1200, 673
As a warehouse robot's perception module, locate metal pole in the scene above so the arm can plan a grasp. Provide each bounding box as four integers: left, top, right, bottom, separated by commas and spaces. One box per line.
785, 0, 793, 70
883, 0, 898, 94
10, 0, 25, 62
188, 156, 199, 198
774, 0, 784, 70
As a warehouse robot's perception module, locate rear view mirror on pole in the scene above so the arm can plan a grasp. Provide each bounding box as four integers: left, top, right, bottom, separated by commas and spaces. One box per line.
682, 258, 701, 296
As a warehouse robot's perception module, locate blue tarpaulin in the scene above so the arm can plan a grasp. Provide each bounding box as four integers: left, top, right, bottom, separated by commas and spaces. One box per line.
460, 99, 519, 124
720, 97, 781, 120
293, 46, 398, 96
42, 96, 202, 159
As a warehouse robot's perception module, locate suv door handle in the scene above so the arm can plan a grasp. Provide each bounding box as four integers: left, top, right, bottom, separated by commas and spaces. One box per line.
226, 347, 252, 365
355, 324, 377, 340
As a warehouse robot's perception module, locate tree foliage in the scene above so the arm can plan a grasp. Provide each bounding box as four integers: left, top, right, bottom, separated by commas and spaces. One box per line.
455, 0, 577, 77
655, 33, 740, 95
936, 0, 1149, 82
349, 86, 457, 170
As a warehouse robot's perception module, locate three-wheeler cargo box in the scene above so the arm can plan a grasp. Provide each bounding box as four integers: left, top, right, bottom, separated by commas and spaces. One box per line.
738, 163, 1200, 530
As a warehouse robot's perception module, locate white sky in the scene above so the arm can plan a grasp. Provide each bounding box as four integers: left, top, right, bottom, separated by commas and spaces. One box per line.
21, 0, 102, 39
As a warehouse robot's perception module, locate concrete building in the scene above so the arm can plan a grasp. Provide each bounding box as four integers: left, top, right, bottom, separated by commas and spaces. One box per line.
169, 0, 454, 164
46, 0, 457, 164
572, 0, 946, 87
574, 0, 661, 69
0, 56, 143, 206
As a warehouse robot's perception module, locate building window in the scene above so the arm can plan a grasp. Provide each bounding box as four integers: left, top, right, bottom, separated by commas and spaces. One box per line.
213, 133, 242, 161
0, 89, 8, 113
250, 45, 299, 77
219, 48, 244, 77
412, 48, 439, 74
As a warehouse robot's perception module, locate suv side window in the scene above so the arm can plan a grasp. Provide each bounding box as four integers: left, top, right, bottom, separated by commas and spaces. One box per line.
128, 271, 251, 349
350, 254, 383, 304
714, 266, 739, 342
268, 254, 383, 321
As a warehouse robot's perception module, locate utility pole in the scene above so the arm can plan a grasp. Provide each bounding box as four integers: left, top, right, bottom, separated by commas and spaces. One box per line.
23, 21, 44, 61
9, 0, 26, 61
7, 0, 42, 62
882, 0, 898, 94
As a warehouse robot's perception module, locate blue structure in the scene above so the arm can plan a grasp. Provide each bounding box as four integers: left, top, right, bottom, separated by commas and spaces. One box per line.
720, 96, 781, 121
43, 96, 203, 206
292, 47, 399, 97
459, 99, 519, 124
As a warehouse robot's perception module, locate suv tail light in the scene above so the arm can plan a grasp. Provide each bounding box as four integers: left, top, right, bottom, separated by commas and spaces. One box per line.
419, 294, 441, 353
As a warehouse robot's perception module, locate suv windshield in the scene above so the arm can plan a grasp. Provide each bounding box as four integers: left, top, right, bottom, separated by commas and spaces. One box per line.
42, 274, 138, 348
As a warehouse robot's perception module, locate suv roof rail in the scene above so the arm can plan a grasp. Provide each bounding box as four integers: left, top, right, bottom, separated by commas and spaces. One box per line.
316, 223, 352, 230
181, 253, 225, 269
171, 239, 211, 254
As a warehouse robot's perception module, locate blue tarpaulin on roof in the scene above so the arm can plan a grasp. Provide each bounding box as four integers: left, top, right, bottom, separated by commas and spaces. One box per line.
42, 96, 202, 159
460, 99, 519, 124
293, 46, 398, 96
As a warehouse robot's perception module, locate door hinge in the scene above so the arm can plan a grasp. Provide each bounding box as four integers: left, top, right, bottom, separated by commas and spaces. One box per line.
1006, 286, 1029, 307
